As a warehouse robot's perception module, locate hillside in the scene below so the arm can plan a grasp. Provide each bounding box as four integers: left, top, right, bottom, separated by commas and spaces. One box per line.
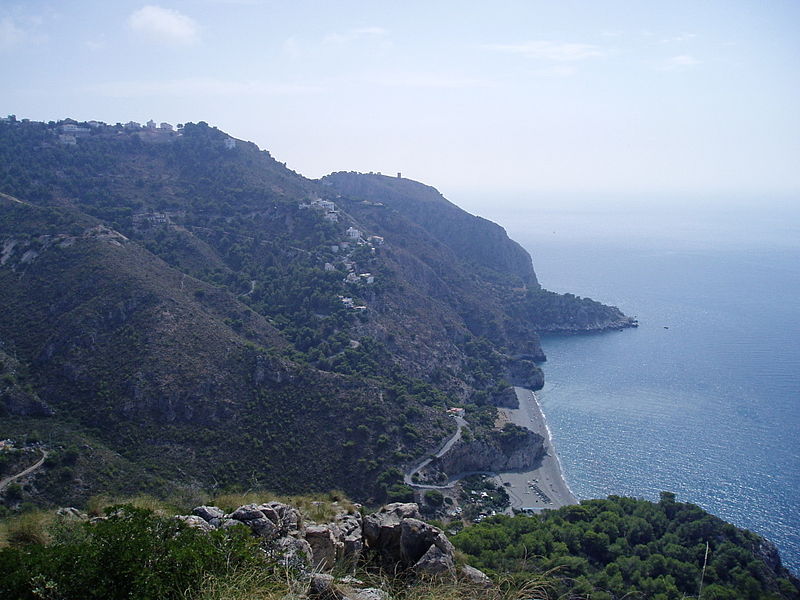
0, 117, 633, 507
0, 494, 796, 600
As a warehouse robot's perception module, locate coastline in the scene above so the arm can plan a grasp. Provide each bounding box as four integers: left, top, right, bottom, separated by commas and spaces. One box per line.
494, 387, 578, 511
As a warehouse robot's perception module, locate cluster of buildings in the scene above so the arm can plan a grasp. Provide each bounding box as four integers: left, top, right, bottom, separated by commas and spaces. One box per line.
300, 198, 339, 223
132, 212, 171, 229
337, 295, 367, 311
301, 196, 390, 313
48, 119, 237, 149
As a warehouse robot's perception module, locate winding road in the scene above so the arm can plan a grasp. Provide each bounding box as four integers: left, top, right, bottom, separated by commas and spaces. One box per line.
404, 416, 466, 488
0, 448, 48, 493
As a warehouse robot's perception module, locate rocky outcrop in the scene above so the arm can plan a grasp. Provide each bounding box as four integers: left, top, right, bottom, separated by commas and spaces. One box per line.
491, 385, 519, 408
428, 425, 545, 477
361, 503, 454, 573
175, 500, 466, 579
507, 359, 545, 391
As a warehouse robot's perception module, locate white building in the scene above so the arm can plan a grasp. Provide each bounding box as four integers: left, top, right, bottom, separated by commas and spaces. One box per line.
346, 227, 361, 239
224, 138, 236, 149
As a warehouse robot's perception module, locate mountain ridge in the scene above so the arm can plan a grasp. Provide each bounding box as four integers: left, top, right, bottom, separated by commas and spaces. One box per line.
0, 117, 634, 507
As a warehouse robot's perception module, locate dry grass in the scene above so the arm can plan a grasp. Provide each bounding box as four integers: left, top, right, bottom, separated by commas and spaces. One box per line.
0, 510, 55, 547
193, 563, 555, 600
85, 493, 183, 517
194, 567, 309, 600
209, 490, 357, 523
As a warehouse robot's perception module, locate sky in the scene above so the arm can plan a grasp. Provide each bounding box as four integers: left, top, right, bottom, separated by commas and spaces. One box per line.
1, 1, 799, 204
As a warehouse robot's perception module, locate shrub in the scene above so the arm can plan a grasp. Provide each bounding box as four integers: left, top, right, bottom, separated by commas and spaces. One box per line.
424, 490, 444, 507
0, 505, 263, 600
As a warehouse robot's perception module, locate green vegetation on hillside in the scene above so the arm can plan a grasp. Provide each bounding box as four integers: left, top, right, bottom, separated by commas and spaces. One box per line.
1, 117, 635, 509
452, 493, 800, 600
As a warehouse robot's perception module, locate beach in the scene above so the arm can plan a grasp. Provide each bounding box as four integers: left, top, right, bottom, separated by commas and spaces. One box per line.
494, 387, 577, 511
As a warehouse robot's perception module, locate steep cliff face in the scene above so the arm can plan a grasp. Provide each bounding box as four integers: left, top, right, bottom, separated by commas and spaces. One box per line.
426, 425, 545, 478
323, 172, 538, 288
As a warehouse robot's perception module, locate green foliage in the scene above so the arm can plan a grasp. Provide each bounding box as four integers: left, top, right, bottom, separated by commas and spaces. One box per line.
452, 495, 800, 600
424, 490, 444, 507
0, 505, 264, 600
386, 484, 414, 503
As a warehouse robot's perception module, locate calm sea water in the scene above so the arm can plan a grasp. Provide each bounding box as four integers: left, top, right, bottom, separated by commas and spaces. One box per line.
475, 199, 800, 573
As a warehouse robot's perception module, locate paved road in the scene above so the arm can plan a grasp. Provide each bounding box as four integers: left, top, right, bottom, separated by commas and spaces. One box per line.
0, 448, 48, 492
404, 416, 466, 488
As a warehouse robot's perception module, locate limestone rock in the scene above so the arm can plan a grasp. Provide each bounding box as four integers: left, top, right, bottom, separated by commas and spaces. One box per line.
345, 588, 388, 600
230, 504, 264, 521
56, 507, 87, 520
247, 516, 278, 539
272, 535, 312, 568
362, 503, 455, 574
174, 515, 213, 532
413, 543, 454, 575
306, 524, 344, 570
460, 565, 492, 587
363, 502, 422, 559
308, 573, 343, 600
192, 505, 224, 522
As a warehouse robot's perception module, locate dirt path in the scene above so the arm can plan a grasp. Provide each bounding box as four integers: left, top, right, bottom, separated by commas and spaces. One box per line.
0, 449, 48, 493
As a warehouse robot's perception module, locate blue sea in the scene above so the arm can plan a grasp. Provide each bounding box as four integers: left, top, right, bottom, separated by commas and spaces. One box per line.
462, 196, 800, 573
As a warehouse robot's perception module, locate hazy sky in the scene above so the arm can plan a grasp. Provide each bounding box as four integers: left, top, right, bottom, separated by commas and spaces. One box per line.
2, 1, 798, 201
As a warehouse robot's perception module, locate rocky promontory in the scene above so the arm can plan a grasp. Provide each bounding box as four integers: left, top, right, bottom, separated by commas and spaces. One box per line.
419, 424, 545, 484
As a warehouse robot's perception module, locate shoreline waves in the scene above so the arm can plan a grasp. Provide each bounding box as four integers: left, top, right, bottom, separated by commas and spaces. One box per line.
494, 387, 578, 511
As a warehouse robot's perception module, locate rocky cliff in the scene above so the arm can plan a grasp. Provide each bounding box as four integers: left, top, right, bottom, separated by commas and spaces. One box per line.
422, 425, 545, 481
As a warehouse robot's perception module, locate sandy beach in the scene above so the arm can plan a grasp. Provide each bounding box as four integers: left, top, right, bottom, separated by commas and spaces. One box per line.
494, 387, 577, 511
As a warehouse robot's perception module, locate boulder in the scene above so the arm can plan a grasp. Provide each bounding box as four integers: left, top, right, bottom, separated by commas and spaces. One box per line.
247, 516, 278, 539
345, 588, 388, 600
229, 504, 265, 521
256, 503, 281, 525
263, 501, 303, 534
56, 507, 87, 520
307, 573, 343, 600
413, 543, 454, 575
216, 518, 244, 529
174, 515, 214, 533
362, 503, 455, 574
460, 565, 492, 587
192, 505, 224, 522
273, 535, 313, 568
306, 524, 344, 570
362, 503, 422, 564
399, 518, 440, 564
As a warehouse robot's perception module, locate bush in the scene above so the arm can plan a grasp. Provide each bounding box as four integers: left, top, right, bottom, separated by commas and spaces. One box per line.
0, 505, 264, 600
424, 490, 444, 507
3, 483, 22, 501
